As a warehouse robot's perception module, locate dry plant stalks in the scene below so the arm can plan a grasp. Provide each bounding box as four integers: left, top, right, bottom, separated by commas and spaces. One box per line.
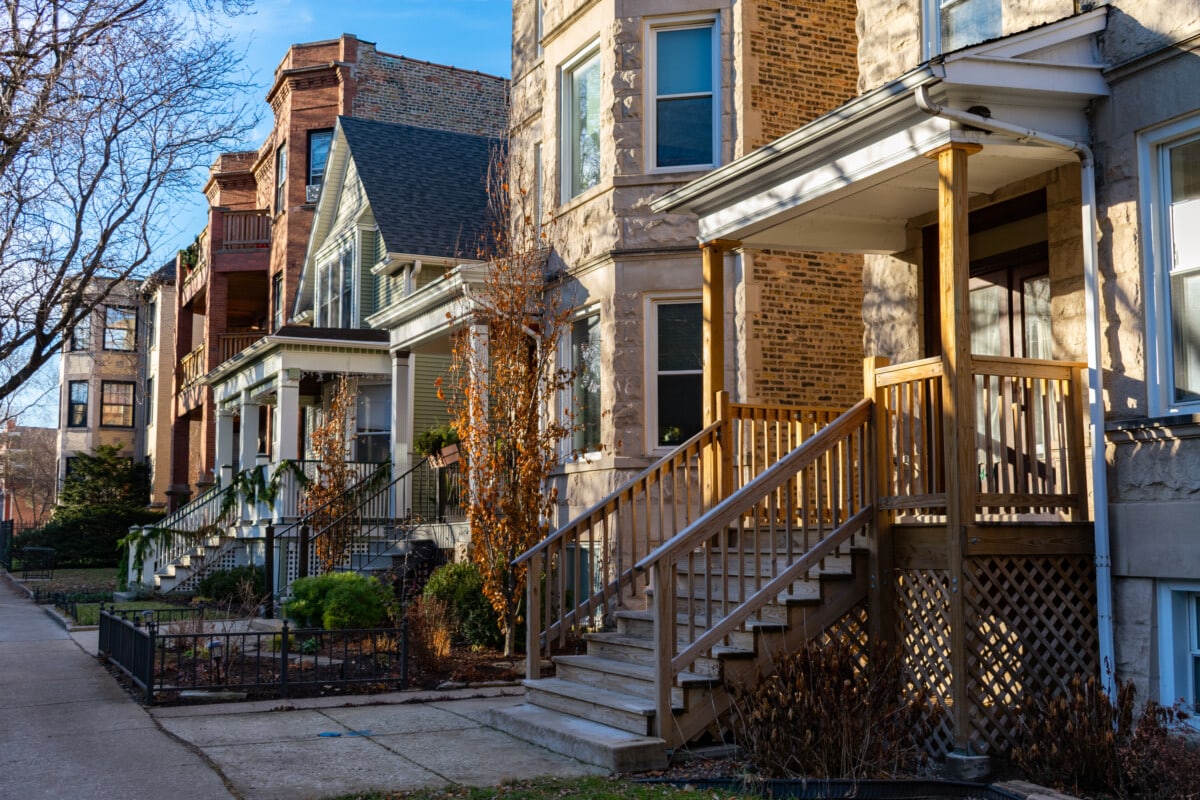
407, 596, 452, 670
729, 636, 940, 780
1013, 674, 1200, 800
306, 376, 357, 573
444, 148, 579, 656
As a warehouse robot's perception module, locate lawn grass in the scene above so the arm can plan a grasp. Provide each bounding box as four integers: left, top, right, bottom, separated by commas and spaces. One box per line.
71, 600, 162, 626
12, 566, 118, 595
328, 776, 756, 800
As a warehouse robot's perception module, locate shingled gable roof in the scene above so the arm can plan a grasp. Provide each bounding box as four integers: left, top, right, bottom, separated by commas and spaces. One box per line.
338, 116, 501, 260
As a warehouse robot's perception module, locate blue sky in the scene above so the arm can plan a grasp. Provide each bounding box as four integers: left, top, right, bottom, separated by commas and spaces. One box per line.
15, 1, 513, 426
162, 0, 514, 255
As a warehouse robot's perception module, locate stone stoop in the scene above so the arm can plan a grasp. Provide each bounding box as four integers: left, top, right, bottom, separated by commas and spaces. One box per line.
485, 702, 669, 773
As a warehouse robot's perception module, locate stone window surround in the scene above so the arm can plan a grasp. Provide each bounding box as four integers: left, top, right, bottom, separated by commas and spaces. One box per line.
645, 291, 702, 454
560, 306, 602, 459
1139, 111, 1200, 416
1156, 579, 1200, 726
643, 13, 720, 174
560, 41, 602, 202
102, 305, 137, 352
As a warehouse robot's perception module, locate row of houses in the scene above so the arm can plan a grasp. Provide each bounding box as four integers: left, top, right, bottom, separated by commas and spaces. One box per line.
54, 0, 1200, 773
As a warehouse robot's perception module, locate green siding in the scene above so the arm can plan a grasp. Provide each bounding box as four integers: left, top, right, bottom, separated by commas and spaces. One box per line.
358, 226, 376, 323
413, 354, 453, 436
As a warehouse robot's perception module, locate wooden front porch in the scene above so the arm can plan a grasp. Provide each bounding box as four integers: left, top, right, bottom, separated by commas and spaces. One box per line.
517, 347, 1096, 756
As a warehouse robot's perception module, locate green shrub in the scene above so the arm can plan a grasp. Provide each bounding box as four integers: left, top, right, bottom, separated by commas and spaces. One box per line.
18, 508, 162, 568
284, 572, 391, 630
422, 561, 501, 649
197, 565, 265, 604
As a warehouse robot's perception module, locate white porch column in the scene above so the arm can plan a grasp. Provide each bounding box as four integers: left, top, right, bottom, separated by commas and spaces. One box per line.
275, 368, 301, 463
238, 390, 260, 471
215, 407, 235, 485
466, 323, 489, 509
391, 351, 413, 517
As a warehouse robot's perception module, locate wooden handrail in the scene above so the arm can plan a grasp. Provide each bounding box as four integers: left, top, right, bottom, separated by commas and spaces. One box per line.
634, 399, 872, 572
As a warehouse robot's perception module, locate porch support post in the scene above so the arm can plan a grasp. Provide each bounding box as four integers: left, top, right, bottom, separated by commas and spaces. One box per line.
700, 240, 738, 426
863, 356, 896, 649
238, 390, 260, 472
215, 407, 235, 483
391, 351, 413, 518
275, 369, 300, 463
930, 142, 980, 754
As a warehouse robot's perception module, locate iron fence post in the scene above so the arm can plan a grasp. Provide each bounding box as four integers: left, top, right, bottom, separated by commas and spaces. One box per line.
264, 523, 275, 619
401, 614, 409, 689
280, 620, 290, 697
145, 621, 157, 705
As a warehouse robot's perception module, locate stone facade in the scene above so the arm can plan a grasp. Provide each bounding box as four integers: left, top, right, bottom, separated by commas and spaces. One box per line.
515, 0, 862, 520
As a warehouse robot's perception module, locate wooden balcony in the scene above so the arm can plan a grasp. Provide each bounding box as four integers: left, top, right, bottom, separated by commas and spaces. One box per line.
218, 330, 265, 363
866, 354, 1088, 522
178, 343, 206, 390
220, 209, 270, 250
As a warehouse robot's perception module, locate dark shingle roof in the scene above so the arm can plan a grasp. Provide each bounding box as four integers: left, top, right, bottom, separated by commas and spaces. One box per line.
338, 117, 502, 261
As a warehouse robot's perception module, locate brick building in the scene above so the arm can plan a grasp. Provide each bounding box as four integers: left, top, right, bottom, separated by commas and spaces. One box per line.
508, 0, 863, 523
169, 35, 507, 504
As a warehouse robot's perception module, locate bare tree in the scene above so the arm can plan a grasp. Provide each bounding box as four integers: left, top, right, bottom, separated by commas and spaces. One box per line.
0, 0, 257, 405
0, 423, 57, 525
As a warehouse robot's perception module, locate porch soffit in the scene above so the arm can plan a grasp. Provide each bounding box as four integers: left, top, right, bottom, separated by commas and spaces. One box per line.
210, 335, 390, 409
656, 9, 1108, 255
367, 263, 487, 355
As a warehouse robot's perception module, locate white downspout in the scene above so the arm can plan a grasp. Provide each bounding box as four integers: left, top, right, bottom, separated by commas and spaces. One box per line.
915, 86, 1116, 690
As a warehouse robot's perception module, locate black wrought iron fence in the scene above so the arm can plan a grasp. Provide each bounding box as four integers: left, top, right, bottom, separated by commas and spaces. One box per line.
98, 607, 411, 704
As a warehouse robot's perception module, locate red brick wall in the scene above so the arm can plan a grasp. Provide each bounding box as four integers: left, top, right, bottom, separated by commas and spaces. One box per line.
354, 49, 508, 138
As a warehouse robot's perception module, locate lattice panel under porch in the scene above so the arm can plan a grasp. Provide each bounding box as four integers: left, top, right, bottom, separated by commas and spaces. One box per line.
963, 555, 1099, 756
177, 541, 241, 592
895, 568, 955, 756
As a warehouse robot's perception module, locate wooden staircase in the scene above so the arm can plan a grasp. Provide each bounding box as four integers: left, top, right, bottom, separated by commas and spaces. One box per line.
491, 398, 874, 771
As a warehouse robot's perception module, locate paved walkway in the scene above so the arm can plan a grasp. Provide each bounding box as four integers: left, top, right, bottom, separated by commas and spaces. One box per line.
0, 575, 604, 799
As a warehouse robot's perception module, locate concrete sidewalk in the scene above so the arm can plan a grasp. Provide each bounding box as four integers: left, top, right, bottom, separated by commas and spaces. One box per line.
0, 575, 604, 799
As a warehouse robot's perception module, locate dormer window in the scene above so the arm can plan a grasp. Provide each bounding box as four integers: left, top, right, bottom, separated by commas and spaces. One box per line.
316, 246, 355, 328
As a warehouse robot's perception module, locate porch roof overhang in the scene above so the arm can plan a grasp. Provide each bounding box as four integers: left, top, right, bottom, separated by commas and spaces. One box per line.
208, 326, 390, 410
367, 262, 489, 355
653, 8, 1108, 254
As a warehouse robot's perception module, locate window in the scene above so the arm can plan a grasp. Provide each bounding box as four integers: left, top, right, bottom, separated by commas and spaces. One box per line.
354, 384, 391, 463
145, 376, 154, 427
271, 273, 283, 331
562, 47, 601, 199
534, 142, 543, 238
70, 311, 91, 351
650, 300, 702, 448
100, 381, 135, 427
275, 142, 287, 215
307, 129, 333, 188
923, 0, 1000, 57
647, 19, 718, 171
1157, 583, 1200, 723
316, 248, 355, 329
67, 381, 88, 428
145, 300, 156, 350
103, 306, 136, 351
1141, 117, 1200, 412
570, 314, 601, 452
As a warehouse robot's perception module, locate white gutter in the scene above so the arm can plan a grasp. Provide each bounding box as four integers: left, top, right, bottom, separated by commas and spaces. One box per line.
915, 86, 1115, 691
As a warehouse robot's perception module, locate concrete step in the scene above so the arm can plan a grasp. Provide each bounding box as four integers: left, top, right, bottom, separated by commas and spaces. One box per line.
554, 653, 719, 705
486, 702, 668, 773
525, 677, 679, 735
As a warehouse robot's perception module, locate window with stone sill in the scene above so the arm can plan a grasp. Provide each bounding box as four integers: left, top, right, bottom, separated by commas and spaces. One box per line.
646, 17, 718, 172
67, 381, 88, 428
569, 313, 601, 453
648, 299, 703, 449
275, 142, 287, 215
1140, 116, 1200, 413
103, 306, 136, 352
100, 380, 134, 427
562, 45, 601, 200
69, 311, 91, 351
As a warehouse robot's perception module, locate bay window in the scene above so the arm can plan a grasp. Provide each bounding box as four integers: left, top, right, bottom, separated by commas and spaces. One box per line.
562, 46, 601, 199
649, 299, 702, 448
647, 19, 718, 171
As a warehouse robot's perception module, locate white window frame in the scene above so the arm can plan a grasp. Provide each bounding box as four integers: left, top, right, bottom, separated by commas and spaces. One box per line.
1156, 580, 1200, 726
644, 15, 720, 174
560, 306, 602, 459
353, 381, 392, 464
921, 0, 1001, 59
560, 43, 602, 201
316, 241, 356, 329
1140, 113, 1200, 415
645, 293, 703, 454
